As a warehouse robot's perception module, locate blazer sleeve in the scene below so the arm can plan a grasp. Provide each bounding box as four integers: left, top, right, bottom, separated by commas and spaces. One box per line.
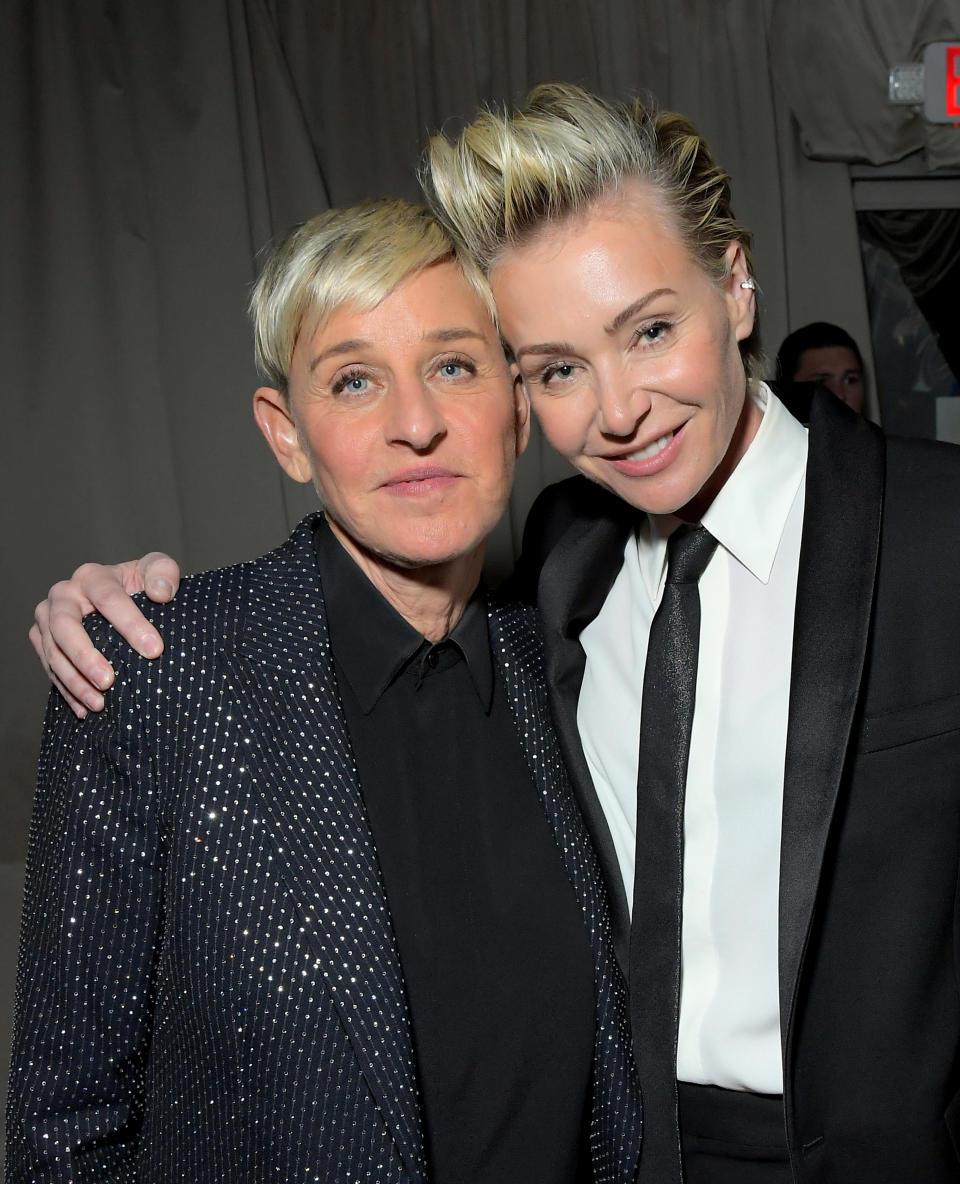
6, 673, 164, 1182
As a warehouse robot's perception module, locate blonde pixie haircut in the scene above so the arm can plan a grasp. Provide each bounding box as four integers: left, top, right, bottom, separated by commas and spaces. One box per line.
424, 82, 763, 380
251, 197, 496, 393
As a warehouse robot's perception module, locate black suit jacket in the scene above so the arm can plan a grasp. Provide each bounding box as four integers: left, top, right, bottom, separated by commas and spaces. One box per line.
520, 392, 960, 1183
6, 516, 642, 1183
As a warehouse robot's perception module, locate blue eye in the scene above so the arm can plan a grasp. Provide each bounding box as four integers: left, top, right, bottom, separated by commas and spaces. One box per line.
437, 356, 476, 379
332, 369, 372, 396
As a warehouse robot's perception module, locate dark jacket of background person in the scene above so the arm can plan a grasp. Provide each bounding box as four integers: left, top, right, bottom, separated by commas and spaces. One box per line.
5, 517, 641, 1183
517, 391, 960, 1183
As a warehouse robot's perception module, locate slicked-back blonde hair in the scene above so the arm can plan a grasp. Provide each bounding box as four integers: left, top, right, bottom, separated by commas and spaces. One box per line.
423, 82, 763, 380
251, 197, 496, 393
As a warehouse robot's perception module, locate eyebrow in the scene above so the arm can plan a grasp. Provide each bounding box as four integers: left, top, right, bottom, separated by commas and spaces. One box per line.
603, 289, 675, 335
514, 288, 676, 361
309, 338, 368, 372
514, 340, 577, 363
426, 327, 489, 344
309, 327, 489, 372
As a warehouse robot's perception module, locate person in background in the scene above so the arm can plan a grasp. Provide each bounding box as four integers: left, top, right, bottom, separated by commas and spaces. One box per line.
29, 83, 960, 1183
7, 197, 641, 1183
776, 320, 866, 414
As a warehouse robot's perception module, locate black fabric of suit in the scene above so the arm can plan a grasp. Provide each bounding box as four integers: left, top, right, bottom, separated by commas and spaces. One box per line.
520, 391, 960, 1183
316, 519, 596, 1182
6, 516, 642, 1184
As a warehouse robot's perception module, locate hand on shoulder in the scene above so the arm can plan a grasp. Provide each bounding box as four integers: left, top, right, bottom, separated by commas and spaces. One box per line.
29, 552, 182, 718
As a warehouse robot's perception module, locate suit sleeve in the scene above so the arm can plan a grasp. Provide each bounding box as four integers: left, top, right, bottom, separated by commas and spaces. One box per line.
5, 674, 164, 1182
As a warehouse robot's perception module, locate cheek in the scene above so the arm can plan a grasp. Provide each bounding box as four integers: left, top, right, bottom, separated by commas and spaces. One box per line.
306, 429, 370, 500
696, 339, 746, 432
459, 403, 520, 472
530, 397, 585, 458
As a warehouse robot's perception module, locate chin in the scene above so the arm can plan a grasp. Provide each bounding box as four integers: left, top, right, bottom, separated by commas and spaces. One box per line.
372, 531, 486, 573
584, 470, 690, 518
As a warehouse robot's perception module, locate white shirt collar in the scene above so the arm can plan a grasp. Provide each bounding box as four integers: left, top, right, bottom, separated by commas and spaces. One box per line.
637, 384, 808, 599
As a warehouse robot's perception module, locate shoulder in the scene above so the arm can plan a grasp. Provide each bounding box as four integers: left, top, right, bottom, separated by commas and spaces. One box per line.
510, 476, 627, 602
806, 390, 960, 503
881, 434, 960, 550
82, 556, 247, 676
83, 515, 322, 690
884, 433, 960, 489
525, 475, 624, 539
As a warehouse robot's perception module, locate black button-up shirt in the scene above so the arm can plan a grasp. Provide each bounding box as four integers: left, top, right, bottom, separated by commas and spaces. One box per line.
313, 520, 594, 1183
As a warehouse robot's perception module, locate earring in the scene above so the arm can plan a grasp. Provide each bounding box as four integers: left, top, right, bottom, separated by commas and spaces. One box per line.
740, 277, 756, 290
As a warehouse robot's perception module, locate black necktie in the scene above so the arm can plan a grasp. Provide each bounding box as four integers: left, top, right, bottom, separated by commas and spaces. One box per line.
630, 524, 718, 1183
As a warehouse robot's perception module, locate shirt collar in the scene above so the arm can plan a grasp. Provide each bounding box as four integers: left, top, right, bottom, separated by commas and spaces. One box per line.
637, 383, 809, 597
311, 517, 494, 714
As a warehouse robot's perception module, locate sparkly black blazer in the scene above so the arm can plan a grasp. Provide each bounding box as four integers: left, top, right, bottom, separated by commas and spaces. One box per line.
6, 516, 642, 1183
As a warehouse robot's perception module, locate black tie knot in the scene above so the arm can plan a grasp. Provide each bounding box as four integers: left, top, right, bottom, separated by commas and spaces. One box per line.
665, 525, 717, 585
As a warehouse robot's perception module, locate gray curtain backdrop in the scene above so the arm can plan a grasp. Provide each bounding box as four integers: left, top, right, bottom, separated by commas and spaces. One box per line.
3, 0, 935, 857
771, 0, 960, 169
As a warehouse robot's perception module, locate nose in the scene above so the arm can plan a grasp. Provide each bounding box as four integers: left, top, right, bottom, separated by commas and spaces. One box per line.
596, 372, 651, 438
386, 378, 448, 451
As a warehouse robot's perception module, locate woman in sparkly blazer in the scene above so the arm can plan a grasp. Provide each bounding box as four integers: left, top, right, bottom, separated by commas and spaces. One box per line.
6, 201, 641, 1183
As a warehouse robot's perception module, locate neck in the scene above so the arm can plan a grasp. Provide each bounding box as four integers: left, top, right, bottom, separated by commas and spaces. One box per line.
326, 517, 483, 642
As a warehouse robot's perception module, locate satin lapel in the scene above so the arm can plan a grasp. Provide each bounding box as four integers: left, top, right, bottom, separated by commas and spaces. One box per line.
223, 520, 424, 1180
537, 502, 636, 971
780, 395, 885, 1068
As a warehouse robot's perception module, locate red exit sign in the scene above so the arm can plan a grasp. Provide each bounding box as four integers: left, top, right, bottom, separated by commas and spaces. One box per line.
924, 41, 960, 123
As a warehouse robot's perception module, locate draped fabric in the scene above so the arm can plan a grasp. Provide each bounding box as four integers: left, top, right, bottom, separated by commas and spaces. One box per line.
1, 0, 876, 853
860, 209, 960, 298
859, 209, 960, 414
769, 0, 960, 169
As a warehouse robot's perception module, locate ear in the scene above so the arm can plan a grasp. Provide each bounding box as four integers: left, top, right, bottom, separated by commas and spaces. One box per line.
723, 241, 756, 343
512, 366, 531, 458
252, 387, 313, 484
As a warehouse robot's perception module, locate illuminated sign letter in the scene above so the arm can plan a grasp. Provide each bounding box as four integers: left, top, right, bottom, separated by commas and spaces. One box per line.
948, 46, 960, 118
923, 42, 960, 122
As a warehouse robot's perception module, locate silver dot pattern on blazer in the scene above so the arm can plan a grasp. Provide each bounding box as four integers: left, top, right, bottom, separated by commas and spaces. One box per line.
7, 516, 640, 1182
491, 595, 642, 1182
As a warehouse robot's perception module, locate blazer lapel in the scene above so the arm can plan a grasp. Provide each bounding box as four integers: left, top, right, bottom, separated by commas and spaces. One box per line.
780, 394, 885, 1068
222, 519, 425, 1180
490, 598, 643, 1183
537, 498, 636, 970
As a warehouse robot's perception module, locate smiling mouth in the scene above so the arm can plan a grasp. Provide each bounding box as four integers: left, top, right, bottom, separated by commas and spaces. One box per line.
619, 432, 674, 462
600, 423, 685, 476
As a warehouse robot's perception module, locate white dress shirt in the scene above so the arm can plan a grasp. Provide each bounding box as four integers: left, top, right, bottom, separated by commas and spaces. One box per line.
577, 385, 808, 1093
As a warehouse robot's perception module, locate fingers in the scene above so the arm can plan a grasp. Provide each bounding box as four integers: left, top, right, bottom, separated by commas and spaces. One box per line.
30, 552, 179, 717
136, 552, 181, 603
31, 557, 173, 718
30, 601, 107, 719
74, 563, 165, 658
